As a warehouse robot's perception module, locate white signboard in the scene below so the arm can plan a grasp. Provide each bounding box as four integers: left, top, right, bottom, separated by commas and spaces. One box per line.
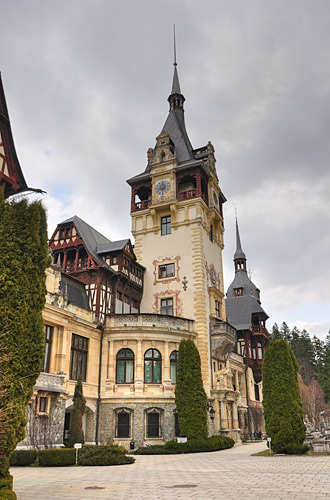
74, 443, 82, 449
177, 437, 187, 443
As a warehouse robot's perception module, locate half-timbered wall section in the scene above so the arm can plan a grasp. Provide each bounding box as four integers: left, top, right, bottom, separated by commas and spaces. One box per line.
49, 216, 144, 324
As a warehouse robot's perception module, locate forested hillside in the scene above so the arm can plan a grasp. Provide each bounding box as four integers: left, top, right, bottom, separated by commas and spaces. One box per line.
269, 323, 330, 424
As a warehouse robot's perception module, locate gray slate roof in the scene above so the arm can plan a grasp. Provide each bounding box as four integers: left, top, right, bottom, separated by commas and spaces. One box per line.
60, 274, 90, 311
234, 219, 246, 260
59, 215, 129, 272
226, 294, 268, 331
161, 107, 193, 163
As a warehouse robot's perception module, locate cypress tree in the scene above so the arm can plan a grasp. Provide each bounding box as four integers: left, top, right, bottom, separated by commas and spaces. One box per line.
262, 339, 305, 453
0, 189, 49, 482
68, 378, 86, 447
175, 339, 208, 440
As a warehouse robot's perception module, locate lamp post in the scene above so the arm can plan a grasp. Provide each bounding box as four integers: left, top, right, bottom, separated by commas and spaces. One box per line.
207, 402, 215, 421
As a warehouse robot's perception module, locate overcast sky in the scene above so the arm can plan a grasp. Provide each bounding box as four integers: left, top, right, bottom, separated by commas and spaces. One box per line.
1, 0, 329, 339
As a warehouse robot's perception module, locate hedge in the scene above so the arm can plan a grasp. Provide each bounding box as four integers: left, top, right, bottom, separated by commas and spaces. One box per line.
0, 489, 17, 500
38, 448, 76, 467
135, 435, 235, 455
0, 477, 13, 491
77, 445, 134, 466
10, 450, 38, 466
282, 443, 310, 455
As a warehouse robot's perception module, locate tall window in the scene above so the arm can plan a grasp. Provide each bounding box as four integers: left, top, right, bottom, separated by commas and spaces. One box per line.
170, 350, 178, 384
215, 300, 220, 318
70, 334, 88, 381
147, 411, 160, 437
117, 410, 130, 438
161, 215, 171, 235
257, 342, 263, 359
160, 297, 173, 315
144, 349, 162, 383
158, 263, 175, 279
116, 348, 134, 383
43, 325, 53, 373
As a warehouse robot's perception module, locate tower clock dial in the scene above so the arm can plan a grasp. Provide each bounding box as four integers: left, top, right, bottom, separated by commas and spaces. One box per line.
155, 180, 170, 196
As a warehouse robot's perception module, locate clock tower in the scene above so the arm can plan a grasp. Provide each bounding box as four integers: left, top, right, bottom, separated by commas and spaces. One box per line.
127, 62, 228, 391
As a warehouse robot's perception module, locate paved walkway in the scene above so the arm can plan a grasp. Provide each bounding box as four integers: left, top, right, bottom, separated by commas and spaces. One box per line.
12, 441, 330, 500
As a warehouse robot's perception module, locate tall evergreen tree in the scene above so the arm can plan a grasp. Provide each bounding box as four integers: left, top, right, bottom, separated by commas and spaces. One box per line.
318, 333, 330, 403
175, 339, 208, 440
68, 378, 86, 447
262, 339, 305, 453
0, 189, 49, 484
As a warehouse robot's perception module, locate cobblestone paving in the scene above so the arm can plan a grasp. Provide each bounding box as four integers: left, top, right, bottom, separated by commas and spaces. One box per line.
12, 442, 330, 500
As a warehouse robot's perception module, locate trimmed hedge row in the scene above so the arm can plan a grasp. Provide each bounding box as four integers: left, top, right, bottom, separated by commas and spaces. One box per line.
10, 445, 135, 467
38, 448, 76, 466
9, 450, 37, 466
135, 435, 235, 455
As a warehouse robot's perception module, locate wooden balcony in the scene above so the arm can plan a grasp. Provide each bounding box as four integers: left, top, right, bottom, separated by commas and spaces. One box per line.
133, 200, 151, 211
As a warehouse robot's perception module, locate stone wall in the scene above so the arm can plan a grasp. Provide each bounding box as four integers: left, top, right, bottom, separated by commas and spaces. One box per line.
99, 401, 177, 448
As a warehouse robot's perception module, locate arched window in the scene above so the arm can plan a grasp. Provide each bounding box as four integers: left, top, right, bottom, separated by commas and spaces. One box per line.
146, 410, 160, 438
116, 409, 131, 438
144, 349, 162, 383
170, 350, 178, 384
116, 348, 134, 384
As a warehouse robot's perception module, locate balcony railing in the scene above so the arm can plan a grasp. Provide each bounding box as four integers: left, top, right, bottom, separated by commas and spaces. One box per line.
133, 200, 151, 211
107, 313, 195, 333
177, 189, 196, 201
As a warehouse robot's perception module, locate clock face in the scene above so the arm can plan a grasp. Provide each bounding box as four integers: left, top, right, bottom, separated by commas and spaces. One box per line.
210, 269, 216, 285
155, 180, 170, 196
213, 191, 218, 205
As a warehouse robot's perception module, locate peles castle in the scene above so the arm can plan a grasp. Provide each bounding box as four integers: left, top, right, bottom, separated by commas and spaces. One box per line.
0, 60, 269, 449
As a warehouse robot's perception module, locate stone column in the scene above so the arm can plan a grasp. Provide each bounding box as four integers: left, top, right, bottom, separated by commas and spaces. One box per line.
232, 402, 239, 429
135, 340, 144, 392
220, 400, 228, 430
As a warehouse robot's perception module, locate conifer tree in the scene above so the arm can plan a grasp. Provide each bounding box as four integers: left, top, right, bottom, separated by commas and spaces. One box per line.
262, 339, 305, 453
0, 189, 49, 484
175, 339, 208, 440
318, 333, 330, 403
68, 378, 86, 447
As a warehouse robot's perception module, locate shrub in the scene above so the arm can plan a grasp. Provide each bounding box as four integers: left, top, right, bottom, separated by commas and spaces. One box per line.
0, 489, 17, 500
10, 450, 38, 466
0, 476, 13, 491
175, 339, 208, 440
135, 446, 176, 455
38, 448, 76, 466
282, 443, 310, 455
263, 340, 306, 453
77, 445, 134, 466
135, 435, 234, 455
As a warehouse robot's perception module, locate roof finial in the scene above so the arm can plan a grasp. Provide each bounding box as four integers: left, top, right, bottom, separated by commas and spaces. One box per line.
173, 24, 177, 67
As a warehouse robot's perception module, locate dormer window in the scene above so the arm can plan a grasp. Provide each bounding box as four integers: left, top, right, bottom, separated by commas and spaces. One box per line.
234, 288, 243, 297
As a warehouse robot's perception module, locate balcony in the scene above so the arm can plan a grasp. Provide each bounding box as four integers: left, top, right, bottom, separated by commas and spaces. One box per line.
133, 200, 151, 211
177, 189, 196, 201
210, 319, 236, 357
106, 313, 195, 334
34, 372, 66, 393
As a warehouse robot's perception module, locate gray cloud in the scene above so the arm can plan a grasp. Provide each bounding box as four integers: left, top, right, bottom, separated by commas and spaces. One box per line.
1, 0, 329, 337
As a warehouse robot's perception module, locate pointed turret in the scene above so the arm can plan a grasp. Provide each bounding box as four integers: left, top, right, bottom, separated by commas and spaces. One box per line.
234, 218, 247, 272
160, 62, 193, 163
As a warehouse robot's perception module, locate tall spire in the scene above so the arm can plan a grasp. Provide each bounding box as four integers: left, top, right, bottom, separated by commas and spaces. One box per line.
234, 217, 247, 272
168, 25, 185, 111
